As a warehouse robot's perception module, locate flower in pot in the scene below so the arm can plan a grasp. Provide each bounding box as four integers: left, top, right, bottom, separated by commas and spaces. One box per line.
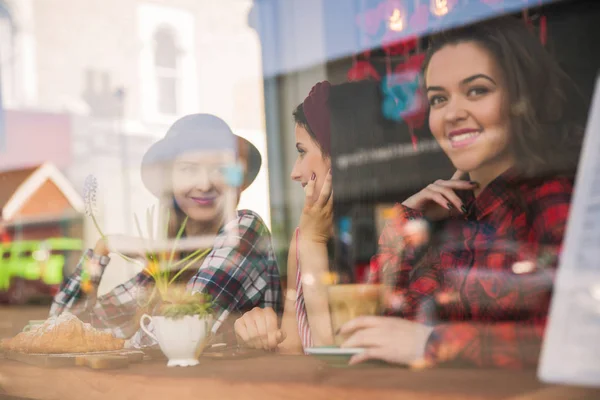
130, 211, 214, 367
141, 287, 215, 367
83, 177, 215, 366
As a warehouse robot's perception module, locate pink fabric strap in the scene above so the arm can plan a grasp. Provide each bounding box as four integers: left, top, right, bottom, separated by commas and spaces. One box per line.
294, 229, 313, 351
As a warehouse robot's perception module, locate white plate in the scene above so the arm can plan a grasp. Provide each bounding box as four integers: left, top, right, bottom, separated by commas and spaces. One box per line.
305, 347, 364, 355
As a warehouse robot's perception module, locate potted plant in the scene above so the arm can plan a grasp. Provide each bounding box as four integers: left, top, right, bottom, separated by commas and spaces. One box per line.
126, 211, 216, 367
140, 287, 214, 367
83, 175, 215, 367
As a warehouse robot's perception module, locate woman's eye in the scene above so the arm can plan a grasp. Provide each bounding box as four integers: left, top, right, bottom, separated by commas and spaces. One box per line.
428, 95, 446, 106
467, 87, 489, 97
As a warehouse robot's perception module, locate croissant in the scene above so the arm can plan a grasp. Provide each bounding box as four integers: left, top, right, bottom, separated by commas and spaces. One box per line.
0, 313, 124, 354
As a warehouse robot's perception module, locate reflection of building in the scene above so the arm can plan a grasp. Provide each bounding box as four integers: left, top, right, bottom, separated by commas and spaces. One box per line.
0, 163, 84, 241
0, 110, 72, 172
0, 0, 270, 250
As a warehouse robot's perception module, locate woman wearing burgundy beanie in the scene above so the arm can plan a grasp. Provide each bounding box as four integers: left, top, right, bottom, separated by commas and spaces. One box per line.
235, 17, 581, 370
234, 81, 339, 352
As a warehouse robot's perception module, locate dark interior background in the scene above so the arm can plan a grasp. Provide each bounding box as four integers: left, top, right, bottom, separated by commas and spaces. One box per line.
327, 0, 600, 277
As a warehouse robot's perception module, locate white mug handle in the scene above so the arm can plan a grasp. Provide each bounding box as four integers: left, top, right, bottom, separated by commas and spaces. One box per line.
140, 313, 159, 342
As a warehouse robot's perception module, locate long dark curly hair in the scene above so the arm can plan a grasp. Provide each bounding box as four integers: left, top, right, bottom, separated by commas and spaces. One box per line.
422, 16, 584, 179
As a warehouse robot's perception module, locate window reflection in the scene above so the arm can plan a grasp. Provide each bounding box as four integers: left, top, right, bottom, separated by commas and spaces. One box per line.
154, 26, 179, 115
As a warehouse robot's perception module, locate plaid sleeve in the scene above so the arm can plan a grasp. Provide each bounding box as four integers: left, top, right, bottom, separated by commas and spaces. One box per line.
187, 210, 282, 318
50, 248, 154, 339
376, 204, 424, 287
423, 179, 572, 368
375, 204, 442, 317
49, 249, 95, 317
424, 321, 545, 368
88, 272, 154, 339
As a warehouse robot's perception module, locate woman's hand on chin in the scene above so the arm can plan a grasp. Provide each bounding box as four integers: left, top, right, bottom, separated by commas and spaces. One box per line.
299, 170, 333, 244
402, 170, 476, 221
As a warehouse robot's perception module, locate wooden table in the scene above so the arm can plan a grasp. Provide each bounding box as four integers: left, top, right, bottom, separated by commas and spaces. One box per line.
1, 354, 599, 400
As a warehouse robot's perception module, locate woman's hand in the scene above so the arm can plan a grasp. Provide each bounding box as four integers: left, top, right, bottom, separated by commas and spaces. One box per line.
234, 307, 286, 350
299, 170, 333, 244
402, 170, 476, 220
93, 237, 110, 256
339, 316, 433, 366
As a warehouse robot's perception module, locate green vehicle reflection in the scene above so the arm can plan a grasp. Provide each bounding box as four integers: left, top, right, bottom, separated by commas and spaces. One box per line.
0, 238, 83, 304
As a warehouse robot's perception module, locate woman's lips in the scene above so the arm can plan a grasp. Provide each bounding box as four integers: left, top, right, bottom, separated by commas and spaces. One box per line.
191, 196, 217, 206
448, 129, 481, 149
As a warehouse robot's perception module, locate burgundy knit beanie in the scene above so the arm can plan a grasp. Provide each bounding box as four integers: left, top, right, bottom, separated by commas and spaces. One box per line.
302, 81, 331, 155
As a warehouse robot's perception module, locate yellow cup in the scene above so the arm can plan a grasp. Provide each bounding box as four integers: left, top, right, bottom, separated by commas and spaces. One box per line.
327, 284, 382, 346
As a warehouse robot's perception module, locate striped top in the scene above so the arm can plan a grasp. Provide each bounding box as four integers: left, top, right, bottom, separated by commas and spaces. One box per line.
294, 229, 313, 351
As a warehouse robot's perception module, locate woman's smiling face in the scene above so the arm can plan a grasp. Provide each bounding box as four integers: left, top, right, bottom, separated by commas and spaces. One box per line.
426, 41, 515, 176
290, 123, 331, 199
171, 150, 228, 224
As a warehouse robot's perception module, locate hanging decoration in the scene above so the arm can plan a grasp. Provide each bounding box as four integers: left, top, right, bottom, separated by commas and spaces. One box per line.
381, 53, 427, 149
382, 3, 429, 57
536, 0, 548, 46
430, 0, 457, 18
355, 0, 411, 53
540, 14, 547, 45
352, 1, 432, 148
393, 53, 427, 131
522, 0, 548, 45
388, 7, 405, 32
380, 0, 410, 56
380, 2, 407, 111
347, 51, 381, 81
355, 0, 430, 56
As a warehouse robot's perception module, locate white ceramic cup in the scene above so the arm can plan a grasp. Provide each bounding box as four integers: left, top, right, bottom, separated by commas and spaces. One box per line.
140, 314, 213, 367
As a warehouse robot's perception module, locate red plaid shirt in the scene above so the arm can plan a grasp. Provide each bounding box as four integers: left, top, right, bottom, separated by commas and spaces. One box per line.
376, 170, 573, 368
